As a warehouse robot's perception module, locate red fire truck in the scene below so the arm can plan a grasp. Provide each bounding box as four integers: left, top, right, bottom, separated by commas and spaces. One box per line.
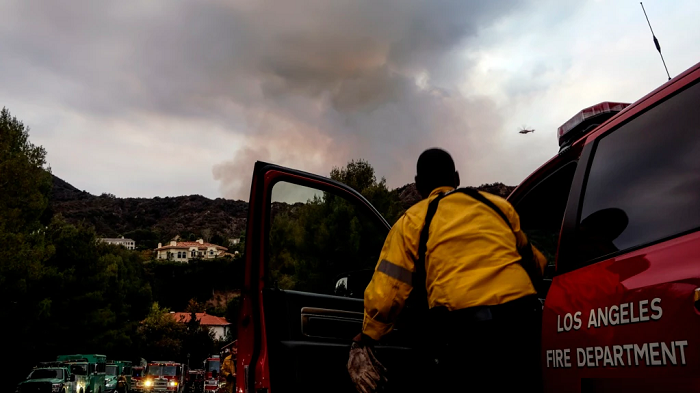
202, 356, 223, 392
235, 59, 700, 393
131, 366, 146, 392
142, 361, 184, 392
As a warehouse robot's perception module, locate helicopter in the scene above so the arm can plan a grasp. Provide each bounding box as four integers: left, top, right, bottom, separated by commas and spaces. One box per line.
518, 125, 535, 134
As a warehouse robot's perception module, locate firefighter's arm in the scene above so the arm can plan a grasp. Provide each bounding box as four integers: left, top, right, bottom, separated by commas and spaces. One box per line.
363, 215, 418, 342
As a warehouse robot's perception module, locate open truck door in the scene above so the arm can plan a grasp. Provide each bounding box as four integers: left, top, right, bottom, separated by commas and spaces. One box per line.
237, 162, 425, 393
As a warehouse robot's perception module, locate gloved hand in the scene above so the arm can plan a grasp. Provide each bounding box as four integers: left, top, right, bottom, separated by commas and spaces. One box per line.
347, 334, 388, 393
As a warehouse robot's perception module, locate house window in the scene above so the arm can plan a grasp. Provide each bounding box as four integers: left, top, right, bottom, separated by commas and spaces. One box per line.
191, 250, 196, 258
210, 250, 214, 255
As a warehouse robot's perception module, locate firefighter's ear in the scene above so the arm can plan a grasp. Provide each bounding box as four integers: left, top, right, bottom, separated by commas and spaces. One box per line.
454, 171, 460, 188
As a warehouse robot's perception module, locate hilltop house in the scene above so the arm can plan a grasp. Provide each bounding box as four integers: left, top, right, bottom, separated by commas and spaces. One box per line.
154, 239, 228, 262
99, 236, 136, 250
170, 312, 231, 340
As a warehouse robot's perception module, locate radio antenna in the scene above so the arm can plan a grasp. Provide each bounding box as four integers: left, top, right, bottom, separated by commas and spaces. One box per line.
640, 2, 671, 81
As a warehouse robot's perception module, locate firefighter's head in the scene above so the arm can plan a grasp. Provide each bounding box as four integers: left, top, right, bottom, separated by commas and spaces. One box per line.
416, 148, 460, 199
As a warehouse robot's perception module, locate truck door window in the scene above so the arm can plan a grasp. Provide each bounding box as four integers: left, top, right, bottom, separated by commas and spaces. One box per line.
573, 81, 700, 266
515, 162, 577, 287
267, 181, 387, 298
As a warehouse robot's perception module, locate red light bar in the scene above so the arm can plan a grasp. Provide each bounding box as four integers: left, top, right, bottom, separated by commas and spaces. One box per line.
557, 102, 630, 141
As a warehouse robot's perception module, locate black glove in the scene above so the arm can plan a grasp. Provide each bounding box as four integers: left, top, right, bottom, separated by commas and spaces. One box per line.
347, 334, 388, 393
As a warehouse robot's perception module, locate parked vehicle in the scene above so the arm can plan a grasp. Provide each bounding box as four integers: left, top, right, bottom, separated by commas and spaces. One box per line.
57, 355, 106, 393
130, 367, 145, 393
15, 365, 75, 393
202, 356, 221, 392
142, 361, 184, 392
509, 61, 700, 391
185, 369, 204, 393
105, 361, 132, 393
234, 59, 700, 393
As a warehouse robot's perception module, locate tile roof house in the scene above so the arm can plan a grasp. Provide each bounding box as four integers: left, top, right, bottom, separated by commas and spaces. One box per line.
154, 239, 228, 262
100, 236, 136, 250
170, 312, 232, 340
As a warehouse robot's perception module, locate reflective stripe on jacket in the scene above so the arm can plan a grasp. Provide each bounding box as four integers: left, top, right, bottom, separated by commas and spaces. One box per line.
362, 186, 547, 341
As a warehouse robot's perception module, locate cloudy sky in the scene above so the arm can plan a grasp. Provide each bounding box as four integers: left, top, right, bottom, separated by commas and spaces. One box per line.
2, 0, 699, 201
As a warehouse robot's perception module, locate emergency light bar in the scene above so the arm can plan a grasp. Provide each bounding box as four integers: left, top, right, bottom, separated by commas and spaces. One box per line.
557, 102, 630, 149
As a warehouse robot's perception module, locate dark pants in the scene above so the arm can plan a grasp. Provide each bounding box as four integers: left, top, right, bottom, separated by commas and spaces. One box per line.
427, 295, 543, 392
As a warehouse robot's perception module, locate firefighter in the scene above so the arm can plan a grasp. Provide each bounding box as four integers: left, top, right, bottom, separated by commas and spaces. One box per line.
221, 348, 235, 393
348, 148, 547, 392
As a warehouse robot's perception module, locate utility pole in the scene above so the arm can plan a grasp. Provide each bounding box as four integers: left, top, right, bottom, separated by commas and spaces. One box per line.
640, 2, 671, 81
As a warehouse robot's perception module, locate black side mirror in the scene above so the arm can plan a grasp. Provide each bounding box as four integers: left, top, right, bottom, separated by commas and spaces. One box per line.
334, 276, 349, 297
70, 375, 76, 382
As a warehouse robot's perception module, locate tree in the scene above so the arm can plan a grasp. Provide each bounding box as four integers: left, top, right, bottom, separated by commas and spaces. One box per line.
201, 228, 212, 243
0, 107, 52, 233
330, 159, 402, 224
136, 303, 184, 361
210, 232, 226, 247
181, 311, 215, 366
267, 160, 392, 294
185, 298, 206, 313
0, 108, 54, 385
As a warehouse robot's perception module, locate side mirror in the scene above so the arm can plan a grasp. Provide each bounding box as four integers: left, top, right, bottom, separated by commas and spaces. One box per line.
334, 277, 349, 297
70, 375, 76, 382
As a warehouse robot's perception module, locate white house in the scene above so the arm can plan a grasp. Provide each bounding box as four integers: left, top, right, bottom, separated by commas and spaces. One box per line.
100, 236, 136, 250
154, 239, 228, 262
170, 312, 231, 340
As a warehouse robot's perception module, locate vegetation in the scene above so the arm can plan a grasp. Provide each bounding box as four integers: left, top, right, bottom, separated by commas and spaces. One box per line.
268, 160, 394, 294
144, 258, 243, 311
0, 108, 239, 387
2, 107, 517, 387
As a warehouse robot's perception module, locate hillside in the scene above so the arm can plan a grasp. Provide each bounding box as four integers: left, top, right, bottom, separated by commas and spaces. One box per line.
50, 175, 249, 248
49, 175, 514, 249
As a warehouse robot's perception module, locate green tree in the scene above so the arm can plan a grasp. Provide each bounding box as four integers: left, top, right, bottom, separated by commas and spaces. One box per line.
181, 311, 215, 366
210, 233, 226, 247
268, 160, 392, 294
330, 159, 402, 224
185, 298, 206, 313
0, 107, 54, 384
136, 303, 184, 361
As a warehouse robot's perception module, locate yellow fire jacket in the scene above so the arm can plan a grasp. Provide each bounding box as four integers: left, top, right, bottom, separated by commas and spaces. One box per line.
221, 354, 235, 379
363, 186, 547, 341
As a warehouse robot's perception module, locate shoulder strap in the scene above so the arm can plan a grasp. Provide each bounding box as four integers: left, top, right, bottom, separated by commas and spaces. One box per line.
414, 188, 539, 299
450, 188, 511, 229
454, 187, 539, 289
412, 193, 446, 307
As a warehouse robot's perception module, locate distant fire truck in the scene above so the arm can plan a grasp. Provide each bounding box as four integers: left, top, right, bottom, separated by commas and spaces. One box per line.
131, 366, 146, 392
142, 361, 184, 393
203, 355, 223, 392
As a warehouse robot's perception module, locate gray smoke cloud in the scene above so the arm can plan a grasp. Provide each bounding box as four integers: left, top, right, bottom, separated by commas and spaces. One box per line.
0, 0, 528, 199
208, 0, 526, 199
